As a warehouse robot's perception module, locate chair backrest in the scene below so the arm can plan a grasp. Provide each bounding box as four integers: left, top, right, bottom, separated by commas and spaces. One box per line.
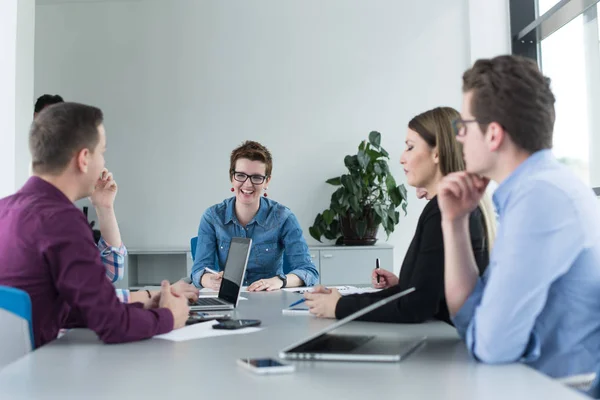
0, 286, 34, 370
190, 236, 291, 273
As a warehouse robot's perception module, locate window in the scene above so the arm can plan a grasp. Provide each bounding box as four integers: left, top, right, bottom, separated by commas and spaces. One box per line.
538, 0, 562, 16
510, 0, 600, 186
540, 14, 590, 184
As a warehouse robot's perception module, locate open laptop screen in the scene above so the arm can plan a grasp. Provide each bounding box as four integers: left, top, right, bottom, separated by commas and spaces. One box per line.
219, 238, 251, 304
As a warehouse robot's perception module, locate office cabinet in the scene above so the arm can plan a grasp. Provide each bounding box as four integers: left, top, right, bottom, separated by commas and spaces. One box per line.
311, 244, 394, 286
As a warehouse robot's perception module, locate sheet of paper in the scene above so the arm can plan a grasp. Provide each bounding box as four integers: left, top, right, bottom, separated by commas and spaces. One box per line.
154, 320, 262, 342
283, 286, 382, 296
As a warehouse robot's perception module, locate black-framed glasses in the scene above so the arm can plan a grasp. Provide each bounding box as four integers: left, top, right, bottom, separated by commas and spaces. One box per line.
232, 171, 268, 185
452, 118, 479, 137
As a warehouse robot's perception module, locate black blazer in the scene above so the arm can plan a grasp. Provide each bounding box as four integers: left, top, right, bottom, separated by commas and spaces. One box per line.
335, 196, 488, 324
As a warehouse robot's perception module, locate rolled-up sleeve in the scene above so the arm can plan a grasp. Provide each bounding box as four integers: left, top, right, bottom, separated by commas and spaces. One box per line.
281, 213, 319, 286
452, 183, 581, 364
97, 236, 127, 284
191, 211, 218, 288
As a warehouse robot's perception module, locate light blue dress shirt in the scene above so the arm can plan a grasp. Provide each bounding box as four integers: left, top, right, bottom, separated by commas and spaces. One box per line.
453, 149, 600, 378
191, 197, 319, 288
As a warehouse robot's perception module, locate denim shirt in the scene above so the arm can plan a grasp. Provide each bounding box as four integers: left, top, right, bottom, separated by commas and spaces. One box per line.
191, 197, 319, 288
452, 150, 600, 378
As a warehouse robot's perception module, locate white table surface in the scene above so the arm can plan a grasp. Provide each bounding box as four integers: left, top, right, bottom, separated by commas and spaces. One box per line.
0, 290, 587, 400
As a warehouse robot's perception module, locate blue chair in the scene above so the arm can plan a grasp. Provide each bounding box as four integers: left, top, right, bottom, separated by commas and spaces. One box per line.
0, 286, 34, 370
190, 236, 291, 273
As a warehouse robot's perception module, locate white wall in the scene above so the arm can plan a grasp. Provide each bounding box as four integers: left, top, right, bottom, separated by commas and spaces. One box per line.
0, 0, 18, 199
35, 0, 471, 272
0, 0, 35, 199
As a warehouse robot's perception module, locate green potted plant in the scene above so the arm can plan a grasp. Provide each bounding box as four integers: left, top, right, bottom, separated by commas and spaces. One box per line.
309, 131, 408, 245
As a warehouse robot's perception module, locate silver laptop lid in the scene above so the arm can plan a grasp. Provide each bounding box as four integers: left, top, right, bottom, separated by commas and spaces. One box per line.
218, 237, 252, 306
280, 287, 416, 354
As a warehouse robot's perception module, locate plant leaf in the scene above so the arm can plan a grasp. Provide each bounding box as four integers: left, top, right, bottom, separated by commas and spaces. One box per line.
398, 184, 407, 200
357, 150, 370, 170
309, 226, 322, 242
326, 177, 342, 186
402, 201, 407, 215
323, 209, 334, 225
368, 131, 381, 148
373, 163, 382, 175
385, 173, 397, 192
389, 186, 403, 206
355, 220, 367, 239
344, 155, 360, 171
349, 196, 361, 214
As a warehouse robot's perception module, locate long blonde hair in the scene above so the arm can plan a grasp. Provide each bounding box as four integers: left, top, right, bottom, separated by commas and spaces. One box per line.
408, 106, 496, 253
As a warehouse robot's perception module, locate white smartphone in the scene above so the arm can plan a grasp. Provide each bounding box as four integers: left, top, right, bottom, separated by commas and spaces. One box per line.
237, 358, 295, 375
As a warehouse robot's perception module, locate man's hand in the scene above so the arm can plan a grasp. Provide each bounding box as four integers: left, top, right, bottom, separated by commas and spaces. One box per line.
91, 168, 118, 209
200, 271, 223, 291
304, 287, 342, 318
372, 268, 398, 289
171, 280, 200, 302
438, 172, 489, 222
158, 280, 189, 330
248, 277, 284, 292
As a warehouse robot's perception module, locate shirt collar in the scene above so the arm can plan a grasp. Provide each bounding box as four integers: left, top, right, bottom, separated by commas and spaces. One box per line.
492, 149, 553, 214
224, 197, 269, 228
20, 176, 73, 204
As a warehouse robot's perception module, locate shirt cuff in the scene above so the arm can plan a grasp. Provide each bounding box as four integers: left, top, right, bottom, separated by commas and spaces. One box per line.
288, 269, 317, 287
97, 236, 127, 257
191, 269, 204, 288
115, 289, 130, 303
451, 279, 484, 341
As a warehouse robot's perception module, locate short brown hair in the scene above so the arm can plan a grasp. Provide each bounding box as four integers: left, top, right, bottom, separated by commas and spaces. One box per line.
229, 141, 273, 179
30, 102, 104, 175
462, 55, 556, 153
408, 106, 464, 176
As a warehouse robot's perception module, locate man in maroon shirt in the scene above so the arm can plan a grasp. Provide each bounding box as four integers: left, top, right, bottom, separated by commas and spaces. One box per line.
0, 102, 190, 347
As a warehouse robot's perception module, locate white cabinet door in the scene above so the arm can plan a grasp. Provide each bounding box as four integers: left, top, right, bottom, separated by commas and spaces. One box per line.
318, 247, 393, 286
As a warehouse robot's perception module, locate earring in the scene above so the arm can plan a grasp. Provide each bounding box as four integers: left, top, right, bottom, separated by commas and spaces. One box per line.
230, 187, 235, 192
263, 187, 268, 197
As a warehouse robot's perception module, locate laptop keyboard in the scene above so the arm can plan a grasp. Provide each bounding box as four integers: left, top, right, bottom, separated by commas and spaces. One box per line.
194, 298, 227, 306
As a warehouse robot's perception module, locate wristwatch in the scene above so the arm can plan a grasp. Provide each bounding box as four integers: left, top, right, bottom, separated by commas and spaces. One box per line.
277, 274, 287, 288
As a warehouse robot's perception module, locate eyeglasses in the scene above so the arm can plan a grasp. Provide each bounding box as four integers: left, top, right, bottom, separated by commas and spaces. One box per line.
232, 171, 268, 185
452, 118, 479, 137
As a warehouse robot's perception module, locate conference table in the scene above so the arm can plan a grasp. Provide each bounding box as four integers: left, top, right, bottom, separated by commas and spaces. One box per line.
0, 290, 588, 399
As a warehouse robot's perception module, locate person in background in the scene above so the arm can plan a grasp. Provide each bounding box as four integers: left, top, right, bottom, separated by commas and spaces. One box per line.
304, 107, 496, 324
191, 141, 318, 291
34, 94, 64, 118
439, 55, 600, 378
0, 102, 191, 347
33, 94, 198, 304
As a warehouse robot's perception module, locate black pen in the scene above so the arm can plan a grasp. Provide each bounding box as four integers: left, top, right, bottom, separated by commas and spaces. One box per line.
376, 258, 380, 284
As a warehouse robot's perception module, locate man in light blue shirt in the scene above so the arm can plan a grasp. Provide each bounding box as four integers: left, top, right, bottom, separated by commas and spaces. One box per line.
438, 55, 600, 378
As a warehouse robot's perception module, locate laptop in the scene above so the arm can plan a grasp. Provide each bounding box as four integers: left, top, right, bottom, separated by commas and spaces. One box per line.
190, 237, 251, 311
279, 287, 426, 362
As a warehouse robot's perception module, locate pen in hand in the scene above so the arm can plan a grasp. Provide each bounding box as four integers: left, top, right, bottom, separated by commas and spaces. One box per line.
288, 298, 306, 308
376, 258, 380, 284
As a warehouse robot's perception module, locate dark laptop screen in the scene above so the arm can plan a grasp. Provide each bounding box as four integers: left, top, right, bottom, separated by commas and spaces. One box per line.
219, 238, 251, 304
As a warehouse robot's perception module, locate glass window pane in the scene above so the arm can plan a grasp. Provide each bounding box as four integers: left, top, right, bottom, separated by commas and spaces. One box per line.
541, 14, 590, 184
538, 0, 561, 16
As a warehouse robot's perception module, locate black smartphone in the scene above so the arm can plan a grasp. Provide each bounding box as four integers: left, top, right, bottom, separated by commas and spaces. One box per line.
212, 319, 261, 330
186, 313, 230, 326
